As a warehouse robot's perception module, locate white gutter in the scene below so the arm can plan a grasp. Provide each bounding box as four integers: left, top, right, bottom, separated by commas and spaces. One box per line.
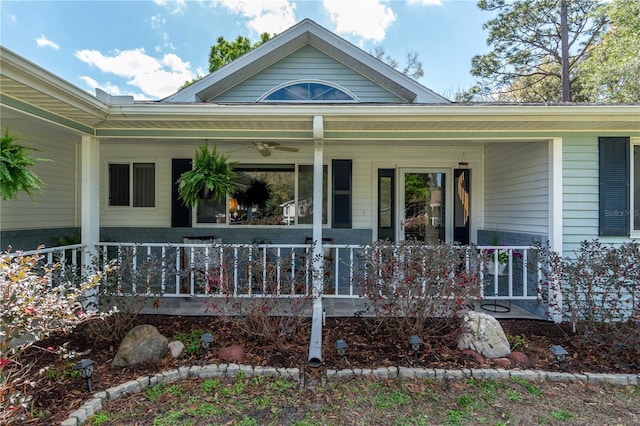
110, 103, 640, 120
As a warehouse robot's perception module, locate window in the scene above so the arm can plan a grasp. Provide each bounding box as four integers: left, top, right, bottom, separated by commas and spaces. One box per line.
108, 163, 155, 207
195, 164, 328, 226
298, 165, 328, 224
260, 81, 356, 102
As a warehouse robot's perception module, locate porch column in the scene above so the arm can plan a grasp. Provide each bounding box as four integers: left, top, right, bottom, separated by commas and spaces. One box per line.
312, 115, 325, 295
81, 135, 100, 271
548, 137, 563, 323
308, 115, 324, 368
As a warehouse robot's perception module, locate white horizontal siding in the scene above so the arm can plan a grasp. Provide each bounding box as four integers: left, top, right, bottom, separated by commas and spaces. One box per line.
483, 141, 549, 234
1, 131, 78, 231
214, 46, 404, 103
100, 141, 483, 239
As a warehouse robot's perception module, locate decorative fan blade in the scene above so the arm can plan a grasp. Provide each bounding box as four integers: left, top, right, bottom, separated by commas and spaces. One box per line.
253, 142, 298, 156
265, 141, 299, 152
273, 145, 299, 152
254, 142, 272, 157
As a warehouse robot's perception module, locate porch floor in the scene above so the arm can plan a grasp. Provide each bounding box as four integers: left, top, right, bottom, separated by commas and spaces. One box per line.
140, 297, 542, 320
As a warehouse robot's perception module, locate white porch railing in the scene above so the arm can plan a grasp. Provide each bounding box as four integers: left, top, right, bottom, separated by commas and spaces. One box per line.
5, 242, 543, 302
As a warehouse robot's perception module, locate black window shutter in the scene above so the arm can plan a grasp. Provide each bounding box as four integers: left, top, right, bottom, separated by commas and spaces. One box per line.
599, 137, 630, 236
332, 160, 352, 228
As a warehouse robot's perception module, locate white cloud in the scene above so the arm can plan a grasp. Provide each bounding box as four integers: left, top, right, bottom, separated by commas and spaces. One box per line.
407, 0, 442, 5
322, 0, 396, 42
150, 14, 166, 29
75, 48, 194, 99
211, 0, 296, 35
36, 35, 60, 50
154, 0, 186, 14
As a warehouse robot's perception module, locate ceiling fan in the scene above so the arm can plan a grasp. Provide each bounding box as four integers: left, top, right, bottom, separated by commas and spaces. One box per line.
253, 142, 299, 157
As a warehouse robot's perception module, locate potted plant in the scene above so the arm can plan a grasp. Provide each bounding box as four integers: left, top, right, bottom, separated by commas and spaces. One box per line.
1, 127, 45, 200
177, 143, 237, 208
484, 235, 522, 275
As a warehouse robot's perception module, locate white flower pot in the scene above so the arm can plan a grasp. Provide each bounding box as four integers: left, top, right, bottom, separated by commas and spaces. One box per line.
486, 262, 507, 276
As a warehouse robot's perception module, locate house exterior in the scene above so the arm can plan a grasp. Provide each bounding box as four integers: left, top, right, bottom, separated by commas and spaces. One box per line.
2, 19, 640, 312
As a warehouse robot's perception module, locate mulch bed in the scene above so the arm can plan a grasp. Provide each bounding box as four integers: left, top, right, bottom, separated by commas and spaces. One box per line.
15, 314, 640, 424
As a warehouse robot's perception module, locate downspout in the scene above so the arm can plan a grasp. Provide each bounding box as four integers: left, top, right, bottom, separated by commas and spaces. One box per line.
308, 115, 324, 368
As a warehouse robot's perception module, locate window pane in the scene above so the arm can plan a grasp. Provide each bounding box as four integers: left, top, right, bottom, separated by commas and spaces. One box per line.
298, 165, 328, 225
232, 165, 295, 226
133, 163, 155, 207
264, 82, 354, 102
197, 198, 227, 223
109, 164, 129, 206
635, 145, 639, 231
379, 176, 392, 228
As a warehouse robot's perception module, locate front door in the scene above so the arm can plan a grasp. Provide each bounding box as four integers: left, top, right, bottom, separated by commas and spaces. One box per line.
399, 170, 448, 243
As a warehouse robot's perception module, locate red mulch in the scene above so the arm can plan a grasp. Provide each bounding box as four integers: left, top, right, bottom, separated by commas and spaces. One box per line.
14, 314, 640, 425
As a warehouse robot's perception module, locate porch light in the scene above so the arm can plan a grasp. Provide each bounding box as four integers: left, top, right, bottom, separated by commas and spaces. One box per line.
73, 359, 95, 393
550, 345, 568, 368
408, 335, 424, 363
200, 333, 214, 362
334, 339, 348, 369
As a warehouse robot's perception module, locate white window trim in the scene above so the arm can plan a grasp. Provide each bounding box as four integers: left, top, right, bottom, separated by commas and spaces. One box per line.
193, 162, 331, 227
106, 161, 158, 209
258, 79, 360, 103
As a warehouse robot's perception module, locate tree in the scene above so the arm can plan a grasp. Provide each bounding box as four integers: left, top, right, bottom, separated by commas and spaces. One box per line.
209, 33, 271, 73
463, 0, 607, 102
372, 47, 424, 80
579, 0, 640, 103
0, 127, 45, 200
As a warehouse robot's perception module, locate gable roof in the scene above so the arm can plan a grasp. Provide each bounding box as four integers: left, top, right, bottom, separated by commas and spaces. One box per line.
163, 19, 450, 104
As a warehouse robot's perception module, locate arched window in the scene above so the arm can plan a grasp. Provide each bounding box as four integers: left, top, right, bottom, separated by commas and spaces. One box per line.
260, 81, 357, 102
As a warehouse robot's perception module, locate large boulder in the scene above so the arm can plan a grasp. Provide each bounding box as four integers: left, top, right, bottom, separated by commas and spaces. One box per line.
112, 325, 168, 368
457, 311, 511, 359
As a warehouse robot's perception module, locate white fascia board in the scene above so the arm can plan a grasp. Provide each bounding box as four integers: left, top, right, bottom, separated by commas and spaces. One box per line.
163, 20, 317, 103
1, 46, 110, 118
163, 19, 451, 105
109, 103, 640, 123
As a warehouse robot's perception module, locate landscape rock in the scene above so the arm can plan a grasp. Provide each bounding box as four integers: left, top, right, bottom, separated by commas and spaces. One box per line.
460, 349, 486, 365
457, 311, 511, 358
112, 325, 168, 368
218, 344, 246, 364
492, 358, 512, 368
507, 351, 530, 366
168, 340, 185, 358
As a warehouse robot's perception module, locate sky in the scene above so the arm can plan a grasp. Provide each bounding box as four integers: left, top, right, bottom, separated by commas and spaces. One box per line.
0, 0, 496, 101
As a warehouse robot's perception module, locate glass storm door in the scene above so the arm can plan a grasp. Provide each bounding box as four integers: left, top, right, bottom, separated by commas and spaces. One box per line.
399, 170, 448, 243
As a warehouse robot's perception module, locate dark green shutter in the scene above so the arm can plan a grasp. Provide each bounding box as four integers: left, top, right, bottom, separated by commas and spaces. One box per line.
332, 160, 352, 228
599, 137, 630, 236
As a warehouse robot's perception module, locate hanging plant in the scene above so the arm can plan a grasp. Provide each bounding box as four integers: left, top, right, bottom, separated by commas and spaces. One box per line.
177, 143, 237, 208
0, 127, 45, 200
243, 177, 271, 208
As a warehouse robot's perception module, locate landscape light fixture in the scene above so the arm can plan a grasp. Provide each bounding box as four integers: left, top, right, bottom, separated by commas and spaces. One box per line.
550, 345, 568, 369
74, 359, 95, 393
200, 333, 214, 362
334, 339, 348, 369
408, 335, 424, 363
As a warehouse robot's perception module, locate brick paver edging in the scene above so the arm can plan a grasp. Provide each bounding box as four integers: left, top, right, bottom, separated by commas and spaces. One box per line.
61, 364, 640, 425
